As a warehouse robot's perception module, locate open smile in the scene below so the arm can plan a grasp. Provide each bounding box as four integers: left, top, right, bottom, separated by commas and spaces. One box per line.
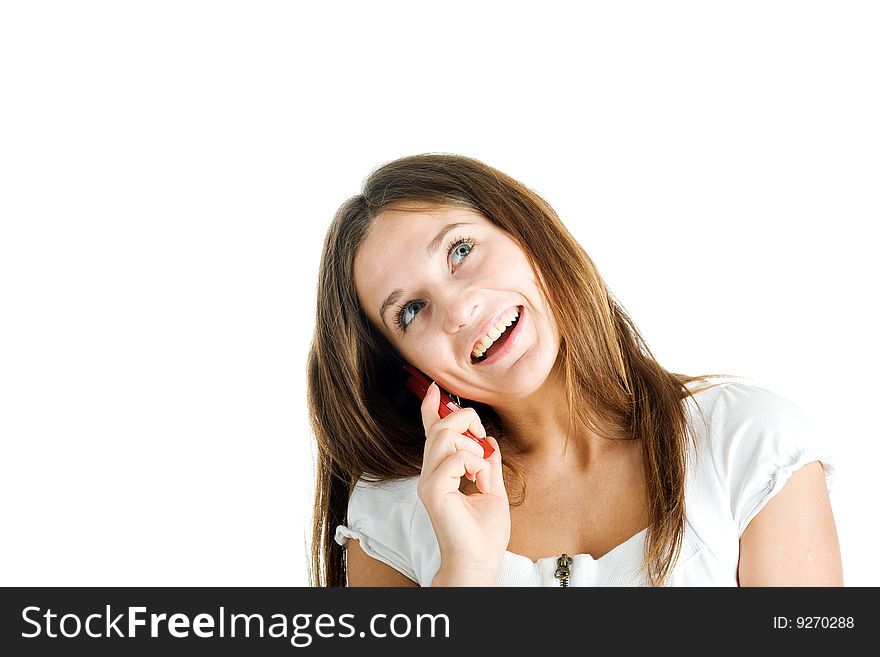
470, 306, 524, 365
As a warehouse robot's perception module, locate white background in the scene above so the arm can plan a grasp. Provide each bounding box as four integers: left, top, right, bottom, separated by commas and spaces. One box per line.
1, 1, 877, 586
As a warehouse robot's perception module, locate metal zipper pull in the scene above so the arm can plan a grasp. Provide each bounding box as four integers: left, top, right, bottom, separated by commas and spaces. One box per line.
554, 554, 573, 587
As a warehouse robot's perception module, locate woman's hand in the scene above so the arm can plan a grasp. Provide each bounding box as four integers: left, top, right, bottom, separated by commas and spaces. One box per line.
417, 382, 511, 586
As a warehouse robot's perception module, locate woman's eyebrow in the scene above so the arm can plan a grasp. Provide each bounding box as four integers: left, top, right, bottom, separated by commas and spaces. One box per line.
379, 289, 403, 329
426, 221, 474, 254
378, 221, 476, 329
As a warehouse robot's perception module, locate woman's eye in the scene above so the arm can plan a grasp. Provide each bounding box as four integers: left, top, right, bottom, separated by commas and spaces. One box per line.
448, 237, 476, 269
451, 242, 472, 265
396, 300, 425, 330
395, 237, 477, 333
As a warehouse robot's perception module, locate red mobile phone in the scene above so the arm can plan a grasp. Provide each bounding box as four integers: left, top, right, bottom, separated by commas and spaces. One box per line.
402, 363, 495, 459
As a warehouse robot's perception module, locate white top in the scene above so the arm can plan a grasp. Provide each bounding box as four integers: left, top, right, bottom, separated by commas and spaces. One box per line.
334, 379, 835, 586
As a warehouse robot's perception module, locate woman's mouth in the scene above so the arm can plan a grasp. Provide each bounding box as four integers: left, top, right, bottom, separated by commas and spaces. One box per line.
470, 306, 523, 365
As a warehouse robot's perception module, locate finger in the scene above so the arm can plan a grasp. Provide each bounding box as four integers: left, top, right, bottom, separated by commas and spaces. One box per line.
430, 405, 488, 443
474, 464, 491, 495
433, 451, 491, 491
419, 382, 442, 435
422, 428, 488, 474
483, 435, 507, 500
419, 451, 490, 501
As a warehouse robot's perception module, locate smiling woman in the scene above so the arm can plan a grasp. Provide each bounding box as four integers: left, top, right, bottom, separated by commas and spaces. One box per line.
306, 153, 841, 588
352, 204, 559, 397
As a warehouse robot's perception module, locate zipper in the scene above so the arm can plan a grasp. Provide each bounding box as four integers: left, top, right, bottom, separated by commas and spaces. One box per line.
553, 554, 573, 587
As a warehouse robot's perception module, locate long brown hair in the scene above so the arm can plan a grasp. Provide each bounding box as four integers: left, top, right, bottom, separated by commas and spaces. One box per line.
308, 153, 727, 586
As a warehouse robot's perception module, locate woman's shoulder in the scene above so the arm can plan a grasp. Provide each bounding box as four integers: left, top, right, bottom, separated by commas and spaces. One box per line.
349, 475, 421, 510
683, 376, 826, 458
684, 375, 822, 461
334, 475, 424, 583
682, 376, 835, 537
684, 374, 797, 406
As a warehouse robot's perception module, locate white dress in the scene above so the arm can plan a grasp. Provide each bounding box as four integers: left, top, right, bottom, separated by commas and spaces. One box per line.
334, 379, 835, 586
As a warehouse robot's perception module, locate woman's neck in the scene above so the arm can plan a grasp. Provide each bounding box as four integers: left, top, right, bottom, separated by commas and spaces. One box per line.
492, 362, 629, 468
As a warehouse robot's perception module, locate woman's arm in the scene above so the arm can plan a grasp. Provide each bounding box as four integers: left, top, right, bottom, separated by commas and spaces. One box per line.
738, 461, 843, 586
345, 539, 419, 587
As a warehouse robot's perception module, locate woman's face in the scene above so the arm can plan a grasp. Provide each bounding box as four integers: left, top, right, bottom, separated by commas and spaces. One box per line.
353, 203, 561, 405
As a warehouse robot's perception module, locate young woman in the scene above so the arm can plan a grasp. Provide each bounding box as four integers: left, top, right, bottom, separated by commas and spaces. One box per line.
307, 153, 841, 587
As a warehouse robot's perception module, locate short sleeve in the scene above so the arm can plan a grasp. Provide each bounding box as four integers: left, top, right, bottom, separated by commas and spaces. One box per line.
703, 382, 836, 537
334, 477, 420, 583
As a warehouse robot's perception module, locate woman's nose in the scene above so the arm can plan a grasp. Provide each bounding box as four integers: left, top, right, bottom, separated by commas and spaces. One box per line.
439, 293, 478, 334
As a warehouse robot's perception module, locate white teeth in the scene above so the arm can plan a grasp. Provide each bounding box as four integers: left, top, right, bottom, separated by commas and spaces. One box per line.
471, 308, 520, 359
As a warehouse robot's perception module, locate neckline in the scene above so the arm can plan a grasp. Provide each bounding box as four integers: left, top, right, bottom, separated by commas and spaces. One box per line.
504, 527, 649, 566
